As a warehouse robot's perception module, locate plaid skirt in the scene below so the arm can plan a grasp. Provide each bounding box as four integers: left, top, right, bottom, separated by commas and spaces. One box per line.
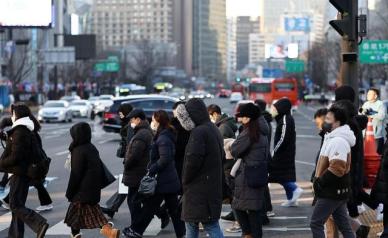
64, 202, 108, 229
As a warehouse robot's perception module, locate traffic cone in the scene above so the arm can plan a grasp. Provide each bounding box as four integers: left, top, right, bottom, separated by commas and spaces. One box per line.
363, 117, 381, 188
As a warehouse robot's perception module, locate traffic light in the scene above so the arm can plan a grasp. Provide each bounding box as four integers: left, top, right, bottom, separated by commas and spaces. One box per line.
329, 0, 357, 41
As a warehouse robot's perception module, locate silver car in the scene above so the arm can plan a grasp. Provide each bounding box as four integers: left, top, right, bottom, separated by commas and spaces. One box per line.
38, 100, 73, 123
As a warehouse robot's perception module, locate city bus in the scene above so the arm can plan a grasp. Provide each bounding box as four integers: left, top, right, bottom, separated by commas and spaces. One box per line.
248, 77, 299, 107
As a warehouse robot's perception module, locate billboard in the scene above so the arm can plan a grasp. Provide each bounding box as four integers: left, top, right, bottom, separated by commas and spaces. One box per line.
284, 17, 310, 32
0, 0, 52, 27
64, 35, 96, 60
265, 43, 299, 59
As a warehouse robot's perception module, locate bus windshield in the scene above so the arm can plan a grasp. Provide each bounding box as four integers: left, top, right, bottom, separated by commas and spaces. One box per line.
249, 83, 271, 93
275, 82, 295, 91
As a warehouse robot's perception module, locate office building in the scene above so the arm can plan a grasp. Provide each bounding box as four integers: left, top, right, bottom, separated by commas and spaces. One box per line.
236, 16, 260, 70
226, 18, 237, 81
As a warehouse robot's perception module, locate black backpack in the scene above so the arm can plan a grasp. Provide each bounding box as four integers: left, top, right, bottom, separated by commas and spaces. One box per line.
27, 133, 51, 180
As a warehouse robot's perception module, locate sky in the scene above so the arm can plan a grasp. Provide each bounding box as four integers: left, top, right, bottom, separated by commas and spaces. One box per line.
226, 0, 261, 17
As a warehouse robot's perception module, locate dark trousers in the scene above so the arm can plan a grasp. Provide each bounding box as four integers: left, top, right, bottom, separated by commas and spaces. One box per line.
381, 200, 388, 238
4, 179, 52, 206
377, 138, 384, 155
127, 186, 141, 225
235, 209, 262, 238
131, 193, 185, 237
0, 173, 8, 187
105, 192, 126, 212
8, 175, 47, 238
264, 185, 273, 212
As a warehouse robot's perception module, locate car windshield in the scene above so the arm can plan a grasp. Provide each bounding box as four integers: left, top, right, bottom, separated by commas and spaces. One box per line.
44, 102, 65, 108
71, 102, 86, 106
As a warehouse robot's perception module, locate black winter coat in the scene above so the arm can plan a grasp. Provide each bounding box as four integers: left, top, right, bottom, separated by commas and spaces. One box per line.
215, 114, 238, 139
231, 117, 269, 211
123, 121, 153, 188
262, 110, 273, 143
179, 99, 224, 223
0, 125, 33, 176
66, 123, 105, 205
149, 128, 180, 194
171, 117, 190, 182
371, 133, 388, 204
269, 113, 296, 183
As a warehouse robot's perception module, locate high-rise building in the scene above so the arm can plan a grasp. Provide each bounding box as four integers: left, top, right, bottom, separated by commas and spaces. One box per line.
192, 0, 227, 81
249, 33, 265, 64
236, 16, 260, 70
87, 0, 175, 50
226, 18, 237, 81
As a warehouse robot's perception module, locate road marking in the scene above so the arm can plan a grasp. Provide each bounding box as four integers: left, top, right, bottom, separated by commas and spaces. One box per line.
295, 160, 315, 167
45, 220, 71, 235
0, 212, 12, 232
98, 139, 113, 144
55, 150, 68, 156
270, 216, 308, 220
295, 109, 313, 121
143, 217, 161, 236
263, 227, 311, 231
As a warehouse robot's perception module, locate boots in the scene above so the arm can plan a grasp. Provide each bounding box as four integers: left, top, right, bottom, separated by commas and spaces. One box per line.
100, 224, 120, 238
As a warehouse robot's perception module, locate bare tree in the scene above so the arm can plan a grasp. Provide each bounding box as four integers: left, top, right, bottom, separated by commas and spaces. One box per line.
126, 40, 174, 91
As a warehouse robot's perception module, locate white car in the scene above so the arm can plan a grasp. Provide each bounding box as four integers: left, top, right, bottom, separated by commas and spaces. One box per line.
69, 100, 93, 118
230, 92, 243, 104
60, 95, 81, 103
92, 95, 114, 116
38, 101, 73, 123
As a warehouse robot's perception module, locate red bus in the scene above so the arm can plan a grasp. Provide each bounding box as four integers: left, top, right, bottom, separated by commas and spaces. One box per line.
231, 83, 246, 97
248, 77, 299, 107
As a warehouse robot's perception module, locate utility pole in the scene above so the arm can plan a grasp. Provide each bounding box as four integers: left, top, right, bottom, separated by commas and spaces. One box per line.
329, 0, 360, 106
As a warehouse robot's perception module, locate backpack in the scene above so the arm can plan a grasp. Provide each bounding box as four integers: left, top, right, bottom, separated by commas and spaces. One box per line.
27, 133, 51, 180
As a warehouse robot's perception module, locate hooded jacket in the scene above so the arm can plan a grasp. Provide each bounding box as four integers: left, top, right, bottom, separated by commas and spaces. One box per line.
148, 128, 181, 194
171, 117, 190, 183
0, 117, 34, 175
215, 114, 238, 139
269, 99, 296, 183
314, 125, 356, 200
231, 116, 269, 211
66, 122, 105, 204
123, 120, 153, 188
177, 98, 224, 223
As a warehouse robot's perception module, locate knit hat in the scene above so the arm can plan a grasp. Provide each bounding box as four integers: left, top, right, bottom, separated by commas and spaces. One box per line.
235, 103, 261, 120
335, 85, 355, 103
273, 98, 292, 115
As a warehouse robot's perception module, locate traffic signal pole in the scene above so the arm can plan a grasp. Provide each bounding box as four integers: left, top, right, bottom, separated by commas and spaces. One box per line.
330, 0, 360, 106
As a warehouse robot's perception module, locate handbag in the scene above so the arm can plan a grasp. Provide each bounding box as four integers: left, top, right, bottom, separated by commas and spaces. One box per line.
245, 162, 268, 188
100, 160, 116, 189
138, 172, 157, 196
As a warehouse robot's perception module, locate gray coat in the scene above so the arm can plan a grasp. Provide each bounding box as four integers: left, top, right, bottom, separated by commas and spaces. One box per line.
231, 116, 269, 211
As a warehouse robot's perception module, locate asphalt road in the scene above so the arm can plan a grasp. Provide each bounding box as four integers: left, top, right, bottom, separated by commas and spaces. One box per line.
0, 98, 322, 238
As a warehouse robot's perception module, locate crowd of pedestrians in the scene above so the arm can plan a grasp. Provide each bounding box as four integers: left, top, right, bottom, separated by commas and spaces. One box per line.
0, 87, 387, 238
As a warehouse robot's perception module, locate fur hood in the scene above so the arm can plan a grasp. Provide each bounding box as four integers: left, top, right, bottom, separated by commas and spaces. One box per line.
176, 104, 196, 131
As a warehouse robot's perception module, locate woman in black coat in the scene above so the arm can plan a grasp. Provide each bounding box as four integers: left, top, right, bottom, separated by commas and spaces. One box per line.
127, 110, 185, 238
64, 122, 119, 238
269, 98, 303, 207
231, 103, 270, 238
0, 103, 49, 238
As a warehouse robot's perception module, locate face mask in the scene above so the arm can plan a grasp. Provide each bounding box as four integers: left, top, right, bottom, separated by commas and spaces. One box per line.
11, 115, 16, 123
271, 109, 278, 118
322, 122, 333, 133
150, 121, 159, 131
130, 123, 137, 129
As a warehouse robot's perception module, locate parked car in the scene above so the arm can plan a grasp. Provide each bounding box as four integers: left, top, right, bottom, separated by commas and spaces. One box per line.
60, 95, 81, 103
230, 92, 243, 104
38, 100, 73, 123
69, 100, 93, 118
103, 95, 178, 133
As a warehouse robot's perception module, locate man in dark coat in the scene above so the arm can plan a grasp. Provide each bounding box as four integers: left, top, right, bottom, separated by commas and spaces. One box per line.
207, 104, 238, 139
269, 98, 303, 207
122, 109, 153, 226
176, 98, 225, 238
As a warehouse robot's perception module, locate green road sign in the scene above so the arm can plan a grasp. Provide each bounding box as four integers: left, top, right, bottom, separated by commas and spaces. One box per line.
94, 60, 120, 72
285, 60, 305, 73
360, 40, 388, 64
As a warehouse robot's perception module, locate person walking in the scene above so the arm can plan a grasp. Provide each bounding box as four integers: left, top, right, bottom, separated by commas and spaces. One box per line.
311, 108, 329, 182
64, 122, 119, 238
269, 98, 303, 207
124, 110, 185, 238
207, 104, 238, 139
176, 98, 225, 238
0, 116, 53, 212
0, 103, 49, 238
310, 106, 356, 238
102, 104, 134, 219
361, 88, 386, 155
122, 109, 153, 229
230, 103, 269, 238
